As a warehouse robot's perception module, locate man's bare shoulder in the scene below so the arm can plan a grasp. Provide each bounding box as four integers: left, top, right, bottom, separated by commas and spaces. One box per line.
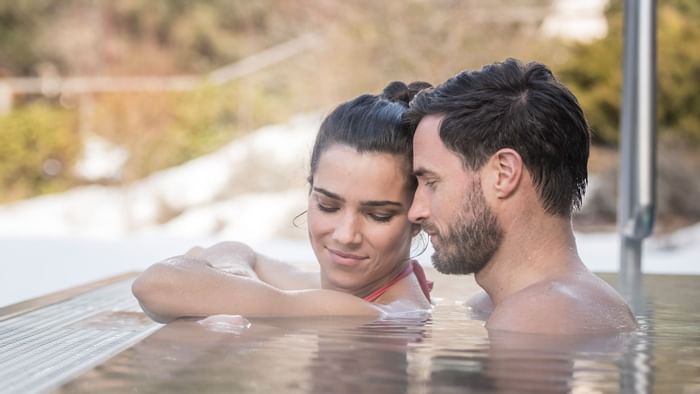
466, 290, 494, 321
486, 272, 637, 335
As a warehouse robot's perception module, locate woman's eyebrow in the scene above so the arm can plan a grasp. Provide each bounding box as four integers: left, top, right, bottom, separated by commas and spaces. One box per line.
313, 187, 344, 201
361, 200, 403, 208
314, 187, 403, 208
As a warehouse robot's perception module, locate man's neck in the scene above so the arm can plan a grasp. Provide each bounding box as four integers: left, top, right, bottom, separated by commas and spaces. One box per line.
474, 213, 585, 306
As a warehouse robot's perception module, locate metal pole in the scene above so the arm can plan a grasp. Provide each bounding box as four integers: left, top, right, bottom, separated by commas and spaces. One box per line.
618, 0, 657, 291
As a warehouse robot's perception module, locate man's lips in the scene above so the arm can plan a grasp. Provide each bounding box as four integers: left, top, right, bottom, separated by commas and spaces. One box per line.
422, 227, 438, 237
422, 228, 439, 244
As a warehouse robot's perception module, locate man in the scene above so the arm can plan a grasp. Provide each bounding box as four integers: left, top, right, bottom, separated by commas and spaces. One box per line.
406, 59, 637, 334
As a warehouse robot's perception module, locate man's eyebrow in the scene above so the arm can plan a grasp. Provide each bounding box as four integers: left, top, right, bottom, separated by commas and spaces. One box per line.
413, 167, 437, 178
313, 187, 344, 201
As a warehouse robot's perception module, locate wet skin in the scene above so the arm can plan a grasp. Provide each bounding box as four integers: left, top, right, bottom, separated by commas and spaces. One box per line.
308, 144, 417, 299
409, 114, 637, 335
132, 144, 431, 322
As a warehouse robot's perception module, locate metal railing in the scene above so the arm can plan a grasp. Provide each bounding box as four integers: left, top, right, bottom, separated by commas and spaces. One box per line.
0, 33, 321, 113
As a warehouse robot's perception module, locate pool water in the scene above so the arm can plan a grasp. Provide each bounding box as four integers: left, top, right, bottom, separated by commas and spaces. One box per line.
57, 271, 700, 393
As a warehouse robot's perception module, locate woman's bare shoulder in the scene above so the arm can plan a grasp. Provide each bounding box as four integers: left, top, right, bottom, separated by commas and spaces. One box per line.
373, 274, 433, 313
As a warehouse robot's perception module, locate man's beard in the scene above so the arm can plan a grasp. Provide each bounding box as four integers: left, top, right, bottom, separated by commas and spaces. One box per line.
431, 180, 503, 275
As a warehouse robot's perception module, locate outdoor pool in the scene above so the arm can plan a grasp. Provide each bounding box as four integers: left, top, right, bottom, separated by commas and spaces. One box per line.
45, 270, 700, 393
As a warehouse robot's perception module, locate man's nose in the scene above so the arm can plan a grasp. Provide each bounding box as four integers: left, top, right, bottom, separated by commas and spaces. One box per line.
408, 187, 429, 224
332, 213, 362, 245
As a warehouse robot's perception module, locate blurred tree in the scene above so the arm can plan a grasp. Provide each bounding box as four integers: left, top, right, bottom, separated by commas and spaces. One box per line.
0, 103, 79, 201
1, 0, 310, 76
1, 0, 562, 201
558, 0, 700, 147
0, 1, 60, 75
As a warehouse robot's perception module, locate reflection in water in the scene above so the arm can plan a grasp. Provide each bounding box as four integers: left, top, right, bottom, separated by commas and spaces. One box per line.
430, 330, 636, 393
57, 274, 700, 393
617, 274, 655, 394
308, 318, 427, 394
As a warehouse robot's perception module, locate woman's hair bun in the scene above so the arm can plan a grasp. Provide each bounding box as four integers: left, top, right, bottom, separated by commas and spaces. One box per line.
407, 81, 433, 99
382, 81, 410, 106
382, 80, 433, 107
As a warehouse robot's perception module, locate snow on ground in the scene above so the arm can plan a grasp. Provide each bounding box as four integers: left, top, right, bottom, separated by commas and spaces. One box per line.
0, 113, 320, 239
74, 133, 130, 181
576, 226, 700, 275
1, 111, 698, 308
3, 224, 699, 308
0, 236, 317, 309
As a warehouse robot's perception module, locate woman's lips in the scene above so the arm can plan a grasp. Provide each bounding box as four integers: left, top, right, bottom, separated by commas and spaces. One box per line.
327, 248, 368, 266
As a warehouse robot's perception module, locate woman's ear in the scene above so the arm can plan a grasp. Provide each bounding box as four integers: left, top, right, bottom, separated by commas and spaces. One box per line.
488, 148, 523, 199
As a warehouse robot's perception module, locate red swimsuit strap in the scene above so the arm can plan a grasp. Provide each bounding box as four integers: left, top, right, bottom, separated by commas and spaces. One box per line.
411, 261, 434, 303
363, 261, 433, 303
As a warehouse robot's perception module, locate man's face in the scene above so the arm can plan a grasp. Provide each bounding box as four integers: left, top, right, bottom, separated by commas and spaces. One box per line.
409, 114, 503, 274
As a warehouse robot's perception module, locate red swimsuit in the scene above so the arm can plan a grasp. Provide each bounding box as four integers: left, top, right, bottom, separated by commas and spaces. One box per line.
363, 260, 433, 303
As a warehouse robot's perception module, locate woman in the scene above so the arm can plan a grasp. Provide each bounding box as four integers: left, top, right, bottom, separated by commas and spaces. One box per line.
132, 81, 433, 323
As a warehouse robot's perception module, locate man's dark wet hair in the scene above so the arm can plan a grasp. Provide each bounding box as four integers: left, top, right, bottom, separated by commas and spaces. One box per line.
406, 58, 590, 216
309, 81, 432, 191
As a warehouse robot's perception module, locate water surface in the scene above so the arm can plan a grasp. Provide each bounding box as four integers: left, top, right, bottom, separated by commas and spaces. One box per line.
57, 272, 700, 393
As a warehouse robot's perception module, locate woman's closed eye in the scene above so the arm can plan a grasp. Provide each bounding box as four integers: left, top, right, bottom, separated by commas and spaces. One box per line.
367, 212, 395, 223
317, 202, 339, 213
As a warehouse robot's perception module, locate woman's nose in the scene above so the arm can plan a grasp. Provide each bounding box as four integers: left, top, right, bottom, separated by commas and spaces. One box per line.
332, 213, 362, 245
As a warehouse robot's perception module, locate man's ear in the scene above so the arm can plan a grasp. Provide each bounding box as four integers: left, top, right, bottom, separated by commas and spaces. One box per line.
487, 148, 523, 199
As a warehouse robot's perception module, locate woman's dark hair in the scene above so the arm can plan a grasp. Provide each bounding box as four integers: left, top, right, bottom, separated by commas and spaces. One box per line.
308, 81, 432, 191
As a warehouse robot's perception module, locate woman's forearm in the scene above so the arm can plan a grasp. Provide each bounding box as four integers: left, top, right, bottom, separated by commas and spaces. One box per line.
132, 257, 380, 322
132, 258, 286, 322
186, 241, 319, 289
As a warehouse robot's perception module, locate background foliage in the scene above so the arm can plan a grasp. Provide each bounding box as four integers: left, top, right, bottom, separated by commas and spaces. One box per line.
1, 0, 698, 229
1, 0, 555, 201
559, 0, 700, 146
0, 102, 79, 200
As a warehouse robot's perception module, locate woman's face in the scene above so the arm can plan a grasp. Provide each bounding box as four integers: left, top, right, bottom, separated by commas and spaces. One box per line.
308, 144, 416, 295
